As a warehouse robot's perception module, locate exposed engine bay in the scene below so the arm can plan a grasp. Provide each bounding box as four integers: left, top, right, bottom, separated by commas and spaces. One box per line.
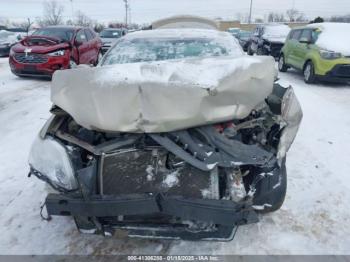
29, 83, 302, 240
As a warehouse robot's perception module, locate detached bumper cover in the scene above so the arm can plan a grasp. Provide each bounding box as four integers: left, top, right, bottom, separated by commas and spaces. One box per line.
45, 193, 258, 227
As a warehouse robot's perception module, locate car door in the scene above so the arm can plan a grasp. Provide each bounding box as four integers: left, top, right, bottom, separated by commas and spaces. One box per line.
84, 29, 95, 63
293, 29, 313, 69
75, 29, 90, 64
285, 29, 302, 68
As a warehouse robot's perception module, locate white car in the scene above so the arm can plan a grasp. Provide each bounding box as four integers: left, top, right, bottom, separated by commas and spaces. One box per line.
28, 16, 302, 241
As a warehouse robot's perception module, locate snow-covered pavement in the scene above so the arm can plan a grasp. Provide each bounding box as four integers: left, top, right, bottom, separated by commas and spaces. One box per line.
0, 57, 350, 255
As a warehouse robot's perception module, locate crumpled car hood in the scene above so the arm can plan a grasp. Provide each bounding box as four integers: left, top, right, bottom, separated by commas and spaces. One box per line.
51, 55, 276, 133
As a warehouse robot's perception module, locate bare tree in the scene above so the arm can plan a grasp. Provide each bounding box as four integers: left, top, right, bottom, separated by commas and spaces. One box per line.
286, 8, 307, 22
329, 14, 350, 22
268, 12, 286, 22
11, 18, 34, 33
108, 21, 126, 28
286, 8, 299, 22
38, 0, 64, 26
74, 11, 93, 27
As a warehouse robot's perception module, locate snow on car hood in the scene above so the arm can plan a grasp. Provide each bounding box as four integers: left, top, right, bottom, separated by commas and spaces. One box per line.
308, 23, 350, 56
262, 25, 290, 43
0, 30, 20, 45
51, 55, 276, 133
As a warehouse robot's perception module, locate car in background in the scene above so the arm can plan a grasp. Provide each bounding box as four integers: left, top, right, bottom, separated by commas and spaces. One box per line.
248, 24, 290, 58
279, 23, 350, 84
227, 27, 240, 37
9, 26, 102, 78
0, 30, 26, 56
236, 30, 252, 52
99, 28, 127, 54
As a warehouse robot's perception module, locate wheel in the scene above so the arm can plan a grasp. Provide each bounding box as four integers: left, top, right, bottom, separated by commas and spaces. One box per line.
256, 47, 264, 56
252, 158, 287, 213
278, 55, 288, 72
247, 44, 253, 56
94, 51, 103, 66
303, 61, 316, 84
69, 58, 77, 69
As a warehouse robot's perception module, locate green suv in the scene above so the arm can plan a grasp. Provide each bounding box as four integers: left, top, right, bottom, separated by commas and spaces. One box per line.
279, 23, 350, 84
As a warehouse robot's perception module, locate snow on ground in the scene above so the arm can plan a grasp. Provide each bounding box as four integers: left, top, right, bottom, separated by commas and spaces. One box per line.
0, 57, 350, 255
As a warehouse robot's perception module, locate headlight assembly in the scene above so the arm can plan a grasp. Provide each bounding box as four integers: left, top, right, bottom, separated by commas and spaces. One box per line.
47, 50, 65, 56
28, 136, 78, 191
278, 87, 303, 162
319, 49, 342, 60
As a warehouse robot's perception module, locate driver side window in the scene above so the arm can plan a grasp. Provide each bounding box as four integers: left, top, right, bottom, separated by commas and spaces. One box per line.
300, 29, 312, 43
76, 30, 87, 42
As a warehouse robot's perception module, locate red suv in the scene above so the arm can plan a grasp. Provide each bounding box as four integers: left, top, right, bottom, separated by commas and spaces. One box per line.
9, 26, 102, 78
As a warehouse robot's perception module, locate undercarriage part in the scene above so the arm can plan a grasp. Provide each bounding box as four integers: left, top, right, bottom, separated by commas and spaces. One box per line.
109, 224, 236, 241
251, 158, 287, 213
45, 193, 258, 227
150, 125, 276, 172
226, 169, 247, 202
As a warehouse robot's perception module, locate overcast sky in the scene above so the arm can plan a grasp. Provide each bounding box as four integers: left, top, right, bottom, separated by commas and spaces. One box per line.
1, 0, 350, 24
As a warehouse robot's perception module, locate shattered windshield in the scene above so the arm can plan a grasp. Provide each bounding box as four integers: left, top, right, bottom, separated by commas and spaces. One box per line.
102, 38, 233, 65
33, 28, 75, 41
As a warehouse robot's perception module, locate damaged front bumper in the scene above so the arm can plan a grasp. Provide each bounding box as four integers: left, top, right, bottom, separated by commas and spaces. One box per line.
29, 83, 302, 241
45, 193, 258, 240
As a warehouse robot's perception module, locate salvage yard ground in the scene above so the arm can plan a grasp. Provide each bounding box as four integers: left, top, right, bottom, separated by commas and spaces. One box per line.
0, 57, 350, 254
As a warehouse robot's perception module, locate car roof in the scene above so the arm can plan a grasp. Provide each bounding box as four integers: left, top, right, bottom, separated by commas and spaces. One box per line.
124, 28, 231, 40
40, 25, 84, 31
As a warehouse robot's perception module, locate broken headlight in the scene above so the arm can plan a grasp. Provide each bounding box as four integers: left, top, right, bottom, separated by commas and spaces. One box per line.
28, 136, 78, 191
277, 87, 303, 161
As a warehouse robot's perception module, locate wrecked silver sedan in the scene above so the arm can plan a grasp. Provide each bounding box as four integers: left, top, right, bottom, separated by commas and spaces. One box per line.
28, 28, 302, 240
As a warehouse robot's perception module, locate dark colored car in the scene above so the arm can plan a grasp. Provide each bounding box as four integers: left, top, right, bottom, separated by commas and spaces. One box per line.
248, 24, 290, 58
99, 28, 127, 54
9, 26, 102, 78
236, 30, 252, 52
0, 30, 26, 57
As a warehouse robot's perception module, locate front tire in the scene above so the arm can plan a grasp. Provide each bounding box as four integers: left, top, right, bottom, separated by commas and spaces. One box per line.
69, 58, 77, 69
247, 44, 254, 56
303, 61, 316, 84
94, 50, 103, 66
278, 55, 288, 72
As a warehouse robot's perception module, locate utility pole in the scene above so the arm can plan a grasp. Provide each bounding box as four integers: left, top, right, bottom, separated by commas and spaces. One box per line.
70, 0, 74, 19
123, 0, 128, 28
248, 0, 253, 24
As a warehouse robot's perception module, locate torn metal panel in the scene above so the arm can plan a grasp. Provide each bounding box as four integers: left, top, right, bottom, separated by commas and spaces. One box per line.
51, 55, 276, 133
